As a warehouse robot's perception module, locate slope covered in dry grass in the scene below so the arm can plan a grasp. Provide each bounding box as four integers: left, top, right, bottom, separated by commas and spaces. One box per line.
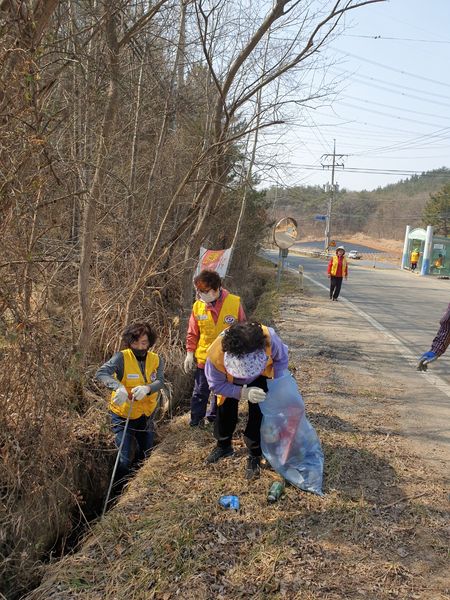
26, 270, 449, 600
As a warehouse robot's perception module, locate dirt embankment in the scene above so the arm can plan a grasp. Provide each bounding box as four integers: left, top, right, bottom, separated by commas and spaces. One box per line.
301, 233, 403, 257
26, 269, 448, 600
341, 233, 403, 256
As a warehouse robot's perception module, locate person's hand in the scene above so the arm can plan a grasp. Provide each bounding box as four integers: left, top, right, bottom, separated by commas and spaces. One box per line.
417, 351, 437, 371
241, 386, 266, 403
183, 351, 195, 373
327, 274, 331, 278
131, 385, 151, 400
113, 385, 129, 406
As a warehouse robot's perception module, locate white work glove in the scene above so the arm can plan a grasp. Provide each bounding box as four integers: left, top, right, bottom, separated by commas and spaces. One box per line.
113, 385, 129, 406
183, 351, 195, 373
131, 385, 151, 401
240, 386, 266, 404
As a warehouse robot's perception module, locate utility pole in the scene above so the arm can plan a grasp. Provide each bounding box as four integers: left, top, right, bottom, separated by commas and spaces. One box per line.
321, 140, 346, 253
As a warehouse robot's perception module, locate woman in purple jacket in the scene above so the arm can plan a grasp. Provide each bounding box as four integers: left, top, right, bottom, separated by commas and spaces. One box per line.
417, 302, 450, 370
204, 322, 288, 479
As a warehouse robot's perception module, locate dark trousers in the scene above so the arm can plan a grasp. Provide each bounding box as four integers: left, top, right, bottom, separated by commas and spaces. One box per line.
411, 262, 417, 271
110, 412, 154, 482
214, 375, 268, 457
190, 367, 217, 425
329, 276, 343, 299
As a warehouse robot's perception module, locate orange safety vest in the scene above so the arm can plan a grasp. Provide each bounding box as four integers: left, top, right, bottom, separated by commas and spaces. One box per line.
207, 324, 274, 406
193, 293, 241, 364
109, 349, 159, 419
330, 255, 348, 277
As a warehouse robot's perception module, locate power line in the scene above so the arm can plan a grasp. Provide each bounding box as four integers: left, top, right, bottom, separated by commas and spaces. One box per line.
341, 94, 450, 123
347, 126, 450, 157
307, 107, 450, 139
291, 164, 450, 176
331, 47, 450, 90
333, 69, 450, 105
339, 101, 450, 130
342, 34, 450, 44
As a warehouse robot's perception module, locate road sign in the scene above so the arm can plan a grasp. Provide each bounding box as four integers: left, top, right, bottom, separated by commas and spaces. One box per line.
329, 240, 336, 247
314, 215, 327, 222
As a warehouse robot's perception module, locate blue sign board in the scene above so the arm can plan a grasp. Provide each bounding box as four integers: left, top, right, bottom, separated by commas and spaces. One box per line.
314, 215, 327, 222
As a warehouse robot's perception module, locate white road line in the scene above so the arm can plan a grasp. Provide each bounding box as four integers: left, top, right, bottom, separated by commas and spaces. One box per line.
290, 267, 450, 399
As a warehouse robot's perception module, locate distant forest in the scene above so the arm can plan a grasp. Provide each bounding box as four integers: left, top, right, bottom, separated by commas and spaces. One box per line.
265, 168, 450, 240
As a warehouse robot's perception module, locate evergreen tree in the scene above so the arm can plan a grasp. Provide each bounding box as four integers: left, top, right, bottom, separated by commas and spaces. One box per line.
423, 183, 450, 236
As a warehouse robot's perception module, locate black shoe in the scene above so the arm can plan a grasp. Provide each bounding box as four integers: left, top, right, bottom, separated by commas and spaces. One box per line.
190, 419, 205, 428
206, 446, 234, 464
245, 455, 261, 480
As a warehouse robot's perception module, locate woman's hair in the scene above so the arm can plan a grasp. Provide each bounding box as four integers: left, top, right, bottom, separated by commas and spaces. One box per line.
222, 322, 267, 356
194, 269, 222, 290
121, 322, 157, 348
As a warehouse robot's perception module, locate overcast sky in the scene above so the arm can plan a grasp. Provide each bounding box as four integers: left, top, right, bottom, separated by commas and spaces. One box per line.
262, 0, 450, 192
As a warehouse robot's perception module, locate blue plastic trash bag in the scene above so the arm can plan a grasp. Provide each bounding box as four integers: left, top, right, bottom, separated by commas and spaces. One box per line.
260, 373, 324, 496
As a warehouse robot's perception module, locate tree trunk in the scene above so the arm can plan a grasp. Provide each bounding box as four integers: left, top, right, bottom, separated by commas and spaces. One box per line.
77, 7, 120, 362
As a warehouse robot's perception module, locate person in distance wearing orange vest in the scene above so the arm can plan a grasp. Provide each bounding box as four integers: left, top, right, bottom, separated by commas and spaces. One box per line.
184, 270, 246, 427
327, 246, 348, 301
95, 322, 164, 485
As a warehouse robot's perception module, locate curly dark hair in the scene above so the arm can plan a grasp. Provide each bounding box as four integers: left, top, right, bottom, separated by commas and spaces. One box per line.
194, 269, 222, 290
121, 322, 157, 348
221, 322, 267, 356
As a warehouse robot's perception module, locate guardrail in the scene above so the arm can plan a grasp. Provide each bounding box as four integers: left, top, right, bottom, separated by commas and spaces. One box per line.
289, 248, 332, 259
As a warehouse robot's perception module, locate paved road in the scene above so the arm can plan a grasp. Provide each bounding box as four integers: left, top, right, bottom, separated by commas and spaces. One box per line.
292, 239, 387, 254
290, 249, 398, 270
265, 250, 450, 384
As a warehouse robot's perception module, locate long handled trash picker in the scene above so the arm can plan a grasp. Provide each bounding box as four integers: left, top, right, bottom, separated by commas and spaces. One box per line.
102, 395, 134, 518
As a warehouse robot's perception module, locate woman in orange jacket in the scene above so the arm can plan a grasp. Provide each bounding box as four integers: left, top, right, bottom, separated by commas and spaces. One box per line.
327, 246, 348, 301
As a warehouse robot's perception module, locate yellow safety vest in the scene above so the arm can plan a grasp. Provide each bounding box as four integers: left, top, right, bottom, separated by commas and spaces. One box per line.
193, 293, 241, 364
411, 251, 419, 262
207, 324, 274, 406
109, 349, 160, 419
330, 255, 348, 277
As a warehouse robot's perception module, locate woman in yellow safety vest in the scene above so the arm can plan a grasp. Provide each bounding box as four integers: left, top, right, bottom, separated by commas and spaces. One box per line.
95, 322, 164, 485
410, 248, 420, 271
327, 246, 348, 301
183, 269, 246, 427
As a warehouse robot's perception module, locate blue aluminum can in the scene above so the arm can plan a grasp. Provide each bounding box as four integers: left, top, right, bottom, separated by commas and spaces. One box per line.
219, 495, 240, 510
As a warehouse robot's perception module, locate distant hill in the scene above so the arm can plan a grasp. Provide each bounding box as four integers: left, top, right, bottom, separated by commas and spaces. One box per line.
266, 167, 450, 240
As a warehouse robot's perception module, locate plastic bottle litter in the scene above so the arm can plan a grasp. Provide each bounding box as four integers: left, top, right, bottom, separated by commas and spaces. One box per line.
267, 481, 285, 503
219, 495, 240, 510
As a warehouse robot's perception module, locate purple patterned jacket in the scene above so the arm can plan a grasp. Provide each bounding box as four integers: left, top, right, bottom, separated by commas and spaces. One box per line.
431, 302, 450, 356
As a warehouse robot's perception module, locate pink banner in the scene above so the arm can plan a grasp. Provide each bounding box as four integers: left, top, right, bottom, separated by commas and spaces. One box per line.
196, 247, 232, 278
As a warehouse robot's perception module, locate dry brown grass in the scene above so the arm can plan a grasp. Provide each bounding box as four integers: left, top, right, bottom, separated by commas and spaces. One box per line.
25, 268, 449, 600
0, 332, 113, 599
25, 406, 449, 600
